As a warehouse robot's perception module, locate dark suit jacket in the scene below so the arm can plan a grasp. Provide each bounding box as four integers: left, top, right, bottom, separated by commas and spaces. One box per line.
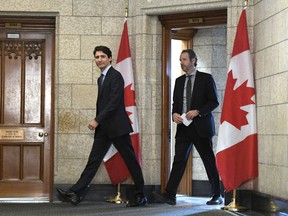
172, 71, 219, 138
95, 66, 133, 138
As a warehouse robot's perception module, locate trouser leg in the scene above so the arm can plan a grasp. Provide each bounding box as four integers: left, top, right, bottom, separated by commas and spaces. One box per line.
70, 129, 111, 193
193, 135, 220, 196
112, 134, 145, 196
165, 136, 192, 196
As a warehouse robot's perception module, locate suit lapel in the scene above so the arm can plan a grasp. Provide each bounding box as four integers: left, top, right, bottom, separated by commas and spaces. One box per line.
99, 67, 113, 97
191, 72, 198, 100
179, 75, 186, 94
191, 71, 203, 103
175, 75, 185, 112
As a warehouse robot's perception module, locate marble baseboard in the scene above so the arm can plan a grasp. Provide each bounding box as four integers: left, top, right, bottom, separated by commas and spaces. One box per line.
225, 190, 288, 213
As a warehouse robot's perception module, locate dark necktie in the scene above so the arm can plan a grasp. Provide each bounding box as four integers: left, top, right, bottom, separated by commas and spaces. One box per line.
186, 75, 192, 112
98, 74, 104, 89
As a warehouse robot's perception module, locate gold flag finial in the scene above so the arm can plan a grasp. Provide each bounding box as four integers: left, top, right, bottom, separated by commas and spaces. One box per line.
125, 7, 128, 18
244, 0, 248, 6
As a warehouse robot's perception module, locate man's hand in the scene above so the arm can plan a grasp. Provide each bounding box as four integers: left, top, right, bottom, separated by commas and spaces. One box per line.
172, 113, 183, 124
88, 119, 98, 130
186, 109, 199, 120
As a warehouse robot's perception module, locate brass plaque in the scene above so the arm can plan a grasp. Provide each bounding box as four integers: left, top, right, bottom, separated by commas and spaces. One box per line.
5, 23, 22, 28
0, 129, 24, 140
188, 18, 204, 24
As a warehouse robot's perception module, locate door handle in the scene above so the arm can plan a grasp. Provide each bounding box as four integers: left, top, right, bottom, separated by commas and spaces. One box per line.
39, 132, 49, 137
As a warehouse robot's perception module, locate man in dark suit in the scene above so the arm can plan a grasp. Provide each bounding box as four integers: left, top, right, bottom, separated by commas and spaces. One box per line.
153, 49, 222, 205
57, 45, 147, 207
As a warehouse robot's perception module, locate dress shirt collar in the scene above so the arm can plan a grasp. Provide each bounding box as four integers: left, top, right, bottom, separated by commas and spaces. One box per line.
186, 67, 197, 77
101, 64, 111, 76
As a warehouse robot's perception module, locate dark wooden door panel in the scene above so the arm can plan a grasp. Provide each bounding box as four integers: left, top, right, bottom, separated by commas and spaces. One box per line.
3, 52, 22, 124
2, 40, 44, 125
0, 144, 43, 181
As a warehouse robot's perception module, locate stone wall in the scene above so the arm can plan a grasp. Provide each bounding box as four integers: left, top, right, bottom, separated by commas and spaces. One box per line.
254, 0, 288, 199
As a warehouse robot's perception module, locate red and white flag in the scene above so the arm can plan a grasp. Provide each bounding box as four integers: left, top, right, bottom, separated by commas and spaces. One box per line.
216, 8, 258, 192
103, 18, 142, 185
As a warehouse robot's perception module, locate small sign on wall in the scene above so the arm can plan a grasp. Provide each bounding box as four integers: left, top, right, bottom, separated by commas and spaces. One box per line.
6, 33, 20, 39
0, 129, 24, 140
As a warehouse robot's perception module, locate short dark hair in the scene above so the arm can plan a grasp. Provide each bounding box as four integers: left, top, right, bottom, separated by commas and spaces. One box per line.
93, 46, 112, 58
181, 49, 198, 67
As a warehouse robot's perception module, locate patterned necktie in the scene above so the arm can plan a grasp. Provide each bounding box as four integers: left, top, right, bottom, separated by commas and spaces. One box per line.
186, 75, 192, 112
98, 74, 104, 89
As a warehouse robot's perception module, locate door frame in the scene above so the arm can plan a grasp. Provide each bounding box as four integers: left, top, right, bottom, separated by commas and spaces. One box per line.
159, 9, 227, 193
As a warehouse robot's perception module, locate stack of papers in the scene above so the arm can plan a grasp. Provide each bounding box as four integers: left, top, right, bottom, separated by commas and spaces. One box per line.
181, 113, 192, 126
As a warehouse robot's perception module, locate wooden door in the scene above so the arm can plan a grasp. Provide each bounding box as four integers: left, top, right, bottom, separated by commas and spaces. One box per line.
0, 18, 55, 201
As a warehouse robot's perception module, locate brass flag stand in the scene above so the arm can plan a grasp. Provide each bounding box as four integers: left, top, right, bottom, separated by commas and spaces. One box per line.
221, 189, 247, 212
106, 183, 128, 204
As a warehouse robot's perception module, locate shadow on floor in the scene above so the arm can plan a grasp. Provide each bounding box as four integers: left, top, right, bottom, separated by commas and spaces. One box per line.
0, 196, 277, 216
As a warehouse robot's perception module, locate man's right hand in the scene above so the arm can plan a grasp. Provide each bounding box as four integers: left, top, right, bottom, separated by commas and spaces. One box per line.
172, 113, 183, 125
88, 119, 98, 130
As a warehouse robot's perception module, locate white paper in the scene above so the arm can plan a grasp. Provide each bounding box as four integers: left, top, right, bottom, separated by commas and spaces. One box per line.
181, 113, 192, 126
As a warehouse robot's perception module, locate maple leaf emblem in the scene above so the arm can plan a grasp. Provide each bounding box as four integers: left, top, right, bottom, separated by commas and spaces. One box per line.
124, 83, 136, 125
220, 70, 255, 129
124, 83, 136, 107
126, 110, 133, 125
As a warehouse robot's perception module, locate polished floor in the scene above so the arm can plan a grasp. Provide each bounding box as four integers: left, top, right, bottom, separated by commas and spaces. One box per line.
0, 196, 286, 216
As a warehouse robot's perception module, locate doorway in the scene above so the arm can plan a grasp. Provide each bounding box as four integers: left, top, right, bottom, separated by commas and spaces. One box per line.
0, 17, 55, 201
159, 9, 227, 195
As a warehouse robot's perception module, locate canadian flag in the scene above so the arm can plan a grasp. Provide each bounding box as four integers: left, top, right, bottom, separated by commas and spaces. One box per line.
216, 8, 258, 192
103, 18, 142, 185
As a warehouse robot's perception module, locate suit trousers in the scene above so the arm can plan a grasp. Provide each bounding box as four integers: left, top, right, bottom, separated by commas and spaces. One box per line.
70, 127, 144, 196
166, 124, 220, 197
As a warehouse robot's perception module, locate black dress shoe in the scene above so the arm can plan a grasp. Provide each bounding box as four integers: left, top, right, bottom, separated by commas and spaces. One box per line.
152, 192, 176, 205
56, 188, 82, 205
206, 195, 223, 205
126, 196, 148, 207
57, 186, 90, 206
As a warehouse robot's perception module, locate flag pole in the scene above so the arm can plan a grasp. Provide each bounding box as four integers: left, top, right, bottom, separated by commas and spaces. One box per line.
220, 0, 250, 212
221, 189, 248, 212
106, 5, 129, 205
